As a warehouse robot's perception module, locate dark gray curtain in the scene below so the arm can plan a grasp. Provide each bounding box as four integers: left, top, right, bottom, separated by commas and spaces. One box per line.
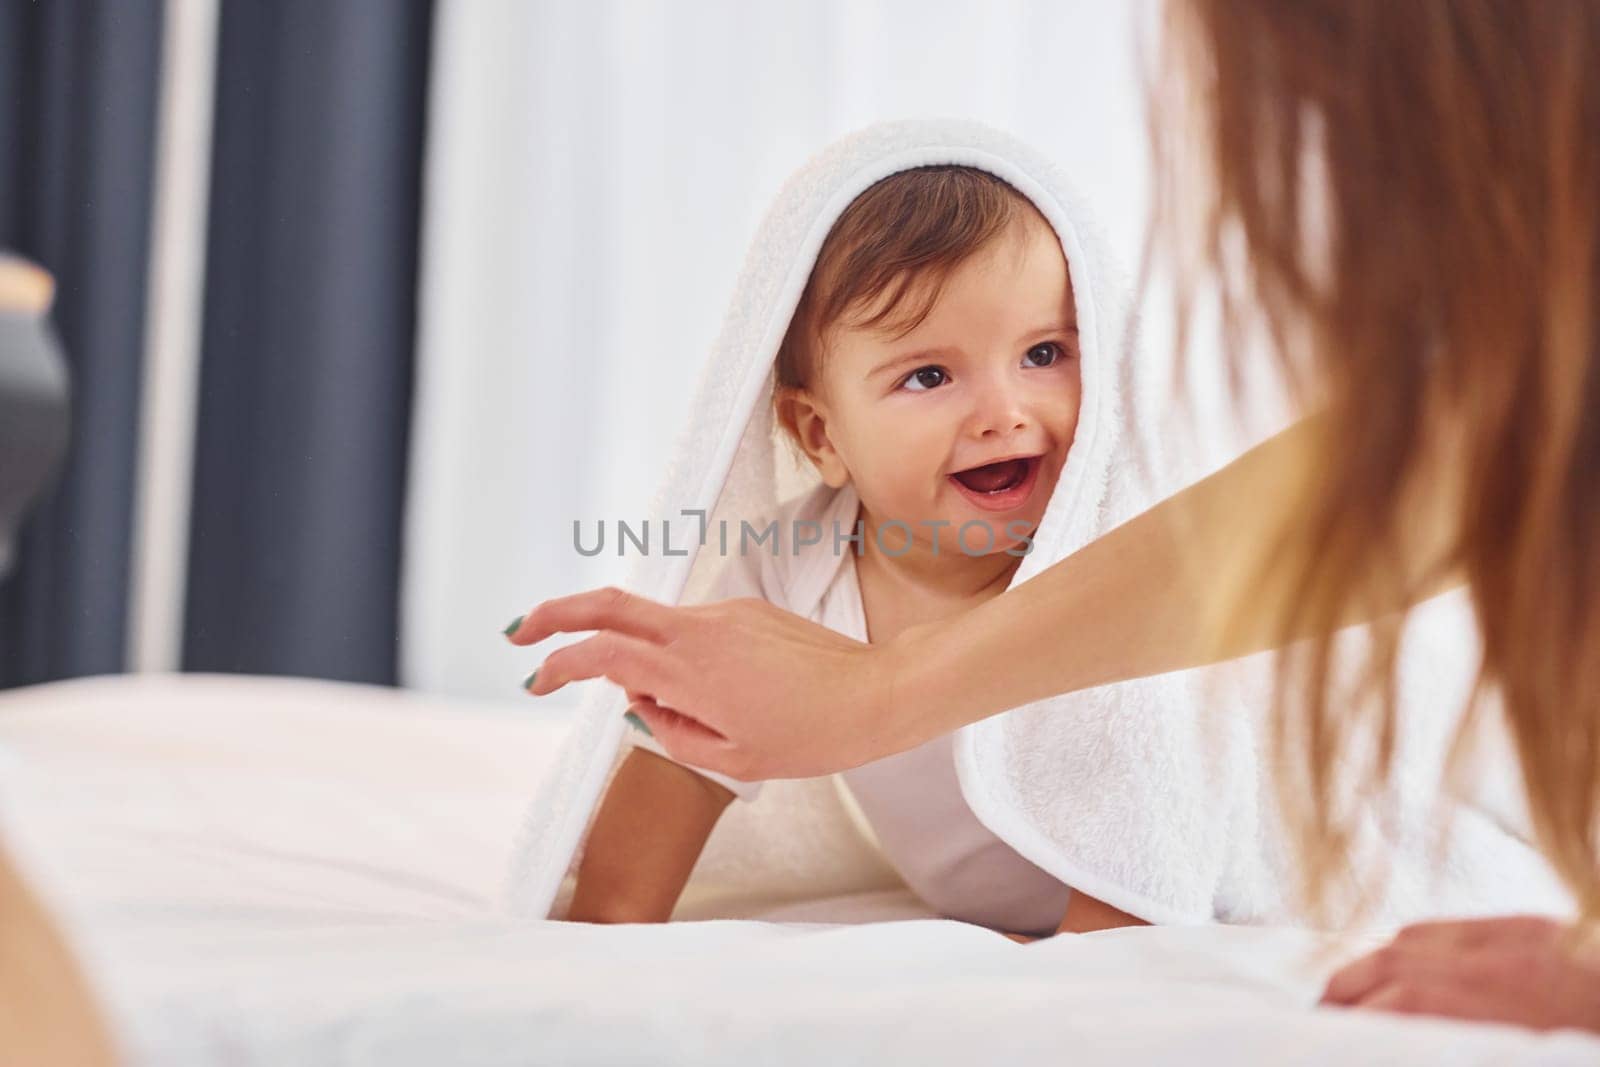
0, 1, 164, 687
182, 0, 432, 684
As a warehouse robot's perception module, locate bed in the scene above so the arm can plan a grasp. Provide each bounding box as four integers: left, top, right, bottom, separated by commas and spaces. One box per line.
1, 674, 1595, 1065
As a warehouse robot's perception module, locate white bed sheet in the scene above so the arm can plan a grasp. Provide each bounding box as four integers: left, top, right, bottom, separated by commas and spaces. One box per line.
1, 674, 1596, 1066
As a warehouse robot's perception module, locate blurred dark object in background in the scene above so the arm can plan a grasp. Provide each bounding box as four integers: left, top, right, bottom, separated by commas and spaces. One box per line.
0, 258, 69, 580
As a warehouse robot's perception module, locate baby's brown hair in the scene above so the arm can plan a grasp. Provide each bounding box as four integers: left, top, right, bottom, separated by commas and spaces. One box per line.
774, 167, 1041, 435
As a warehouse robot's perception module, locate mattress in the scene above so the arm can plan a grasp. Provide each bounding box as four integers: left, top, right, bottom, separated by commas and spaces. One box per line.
0, 674, 1594, 1065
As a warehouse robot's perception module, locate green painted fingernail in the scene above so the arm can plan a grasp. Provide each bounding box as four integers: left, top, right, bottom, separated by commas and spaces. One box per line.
523, 670, 538, 691
624, 711, 653, 736
503, 614, 524, 636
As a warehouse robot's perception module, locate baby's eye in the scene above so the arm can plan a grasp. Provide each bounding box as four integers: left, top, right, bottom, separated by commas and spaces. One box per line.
900, 366, 949, 392
1022, 342, 1066, 368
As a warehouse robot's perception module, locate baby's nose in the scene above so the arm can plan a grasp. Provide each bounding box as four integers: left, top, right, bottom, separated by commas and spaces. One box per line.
971, 382, 1030, 437
980, 415, 1027, 437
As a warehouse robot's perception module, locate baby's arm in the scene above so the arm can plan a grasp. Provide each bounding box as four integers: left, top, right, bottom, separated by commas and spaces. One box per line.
1055, 890, 1148, 934
1002, 890, 1149, 943
567, 555, 769, 924
566, 747, 735, 924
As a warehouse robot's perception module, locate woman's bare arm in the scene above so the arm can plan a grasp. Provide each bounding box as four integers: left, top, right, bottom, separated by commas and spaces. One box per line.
896, 412, 1463, 737
511, 415, 1464, 780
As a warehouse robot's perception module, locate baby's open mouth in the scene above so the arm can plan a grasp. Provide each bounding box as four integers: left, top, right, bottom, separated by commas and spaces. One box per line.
950, 456, 1038, 494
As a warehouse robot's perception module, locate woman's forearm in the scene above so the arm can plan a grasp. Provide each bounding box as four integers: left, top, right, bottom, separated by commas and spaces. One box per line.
893, 414, 1463, 739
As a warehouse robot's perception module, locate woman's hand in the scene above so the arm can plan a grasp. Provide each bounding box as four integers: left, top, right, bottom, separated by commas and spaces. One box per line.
506, 587, 939, 780
1320, 915, 1600, 1033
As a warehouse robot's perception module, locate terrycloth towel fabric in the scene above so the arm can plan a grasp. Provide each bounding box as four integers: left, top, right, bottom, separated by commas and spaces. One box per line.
504, 119, 1574, 930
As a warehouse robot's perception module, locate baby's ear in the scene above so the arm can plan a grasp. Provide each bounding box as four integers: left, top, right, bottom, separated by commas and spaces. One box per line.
773, 386, 804, 444
774, 387, 848, 488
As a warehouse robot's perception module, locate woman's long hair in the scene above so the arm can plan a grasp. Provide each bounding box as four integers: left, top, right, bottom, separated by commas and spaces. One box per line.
1151, 1, 1600, 922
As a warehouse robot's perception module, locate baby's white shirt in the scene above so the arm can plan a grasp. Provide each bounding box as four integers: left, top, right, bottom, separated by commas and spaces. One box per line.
623, 483, 1072, 935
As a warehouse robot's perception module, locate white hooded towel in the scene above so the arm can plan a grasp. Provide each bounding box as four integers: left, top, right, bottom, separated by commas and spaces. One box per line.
503, 119, 1573, 930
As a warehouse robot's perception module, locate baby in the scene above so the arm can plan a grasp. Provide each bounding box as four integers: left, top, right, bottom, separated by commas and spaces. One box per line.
568, 165, 1144, 941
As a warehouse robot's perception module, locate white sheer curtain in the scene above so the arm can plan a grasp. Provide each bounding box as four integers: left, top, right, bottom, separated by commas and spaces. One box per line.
404, 0, 1165, 702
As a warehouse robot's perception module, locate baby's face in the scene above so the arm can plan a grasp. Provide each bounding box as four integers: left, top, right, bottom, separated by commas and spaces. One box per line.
803, 210, 1081, 554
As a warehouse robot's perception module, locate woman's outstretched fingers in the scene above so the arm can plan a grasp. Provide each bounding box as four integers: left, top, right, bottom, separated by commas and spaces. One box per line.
528, 631, 678, 697
513, 591, 900, 779
506, 586, 678, 646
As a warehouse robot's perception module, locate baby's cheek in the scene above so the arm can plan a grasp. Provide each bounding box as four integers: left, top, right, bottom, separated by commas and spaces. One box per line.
871, 420, 942, 466
858, 440, 944, 513
1050, 385, 1084, 437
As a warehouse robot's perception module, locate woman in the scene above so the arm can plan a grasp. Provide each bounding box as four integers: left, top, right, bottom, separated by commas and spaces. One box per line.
510, 2, 1600, 1032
